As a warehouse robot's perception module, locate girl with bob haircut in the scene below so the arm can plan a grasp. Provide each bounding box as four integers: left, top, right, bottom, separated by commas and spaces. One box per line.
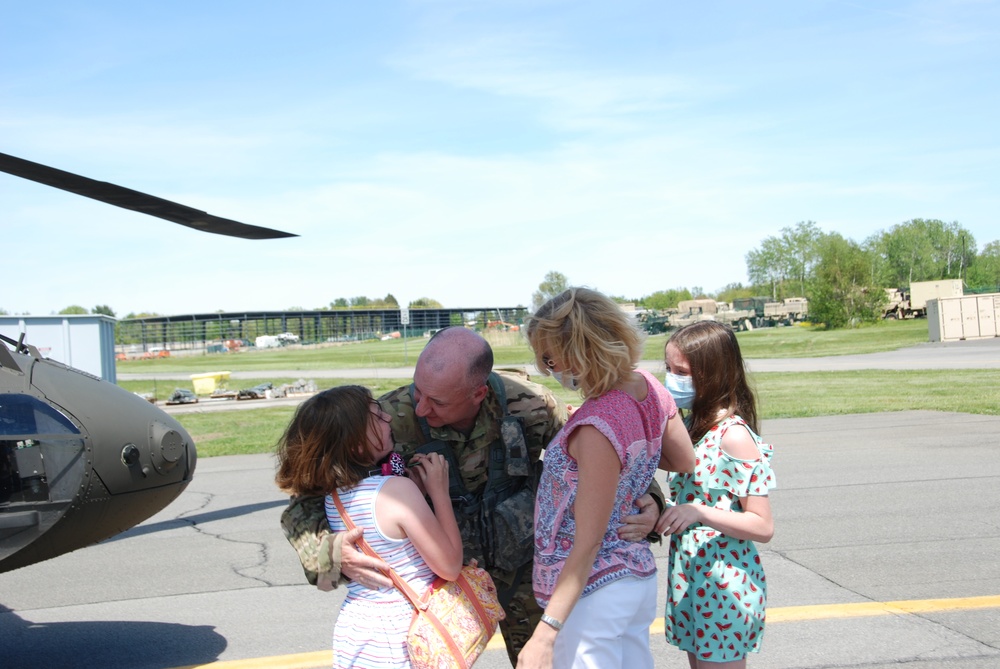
518, 287, 694, 669
657, 321, 776, 668
275, 385, 463, 668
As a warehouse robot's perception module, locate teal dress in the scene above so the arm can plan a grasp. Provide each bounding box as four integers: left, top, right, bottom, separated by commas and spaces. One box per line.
663, 416, 776, 661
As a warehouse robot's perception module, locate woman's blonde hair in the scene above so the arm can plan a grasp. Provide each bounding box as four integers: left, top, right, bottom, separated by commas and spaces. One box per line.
526, 287, 644, 399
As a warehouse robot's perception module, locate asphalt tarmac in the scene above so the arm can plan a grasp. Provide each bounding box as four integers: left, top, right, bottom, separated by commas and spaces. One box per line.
3, 339, 1000, 668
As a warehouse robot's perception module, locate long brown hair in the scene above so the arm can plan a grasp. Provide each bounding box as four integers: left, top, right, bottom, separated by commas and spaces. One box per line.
274, 385, 381, 496
667, 321, 758, 443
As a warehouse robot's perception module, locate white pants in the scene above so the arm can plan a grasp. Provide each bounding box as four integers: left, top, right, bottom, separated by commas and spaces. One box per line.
553, 576, 657, 669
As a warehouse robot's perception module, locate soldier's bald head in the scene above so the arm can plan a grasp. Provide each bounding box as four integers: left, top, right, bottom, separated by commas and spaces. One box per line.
419, 327, 494, 389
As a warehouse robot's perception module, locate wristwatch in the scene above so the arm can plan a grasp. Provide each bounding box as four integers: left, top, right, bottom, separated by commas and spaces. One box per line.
540, 613, 564, 632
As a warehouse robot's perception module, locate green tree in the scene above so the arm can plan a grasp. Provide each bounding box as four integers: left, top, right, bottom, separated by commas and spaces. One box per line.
641, 288, 693, 310
349, 296, 371, 307
966, 240, 1000, 291
331, 298, 349, 308
746, 236, 787, 300
409, 297, 443, 308
867, 219, 977, 287
383, 294, 399, 307
746, 221, 822, 299
532, 271, 569, 311
92, 304, 116, 318
784, 221, 823, 296
715, 283, 753, 305
808, 233, 884, 328
59, 305, 89, 315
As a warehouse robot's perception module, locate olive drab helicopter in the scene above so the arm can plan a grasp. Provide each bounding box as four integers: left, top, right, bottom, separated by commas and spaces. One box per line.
0, 151, 297, 573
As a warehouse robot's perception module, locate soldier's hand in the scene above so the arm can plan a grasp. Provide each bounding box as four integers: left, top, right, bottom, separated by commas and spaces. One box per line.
617, 493, 658, 542
341, 528, 393, 589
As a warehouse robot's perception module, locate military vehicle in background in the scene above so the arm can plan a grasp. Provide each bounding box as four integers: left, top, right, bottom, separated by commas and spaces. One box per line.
639, 299, 757, 333
881, 280, 964, 319
671, 299, 758, 331
763, 297, 810, 326
732, 296, 810, 327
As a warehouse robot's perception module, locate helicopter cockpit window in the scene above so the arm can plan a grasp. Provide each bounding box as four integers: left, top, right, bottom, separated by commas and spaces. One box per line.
1, 395, 83, 506
0, 394, 80, 436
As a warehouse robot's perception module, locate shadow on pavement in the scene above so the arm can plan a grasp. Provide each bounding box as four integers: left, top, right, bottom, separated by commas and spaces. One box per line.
106, 499, 288, 541
0, 603, 228, 669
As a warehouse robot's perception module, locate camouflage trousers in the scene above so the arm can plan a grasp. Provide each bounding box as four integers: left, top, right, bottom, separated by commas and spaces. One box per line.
492, 561, 542, 666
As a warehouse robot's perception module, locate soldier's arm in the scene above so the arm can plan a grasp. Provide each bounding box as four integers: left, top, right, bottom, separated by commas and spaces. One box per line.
280, 494, 347, 588
280, 494, 394, 589
618, 479, 666, 544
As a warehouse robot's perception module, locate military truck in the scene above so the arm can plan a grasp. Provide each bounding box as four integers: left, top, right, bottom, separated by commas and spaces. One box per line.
881, 280, 964, 319
909, 279, 964, 317
881, 288, 910, 319
669, 299, 756, 331
762, 297, 809, 326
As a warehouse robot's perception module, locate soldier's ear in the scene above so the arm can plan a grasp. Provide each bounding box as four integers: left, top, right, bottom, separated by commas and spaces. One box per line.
471, 383, 489, 405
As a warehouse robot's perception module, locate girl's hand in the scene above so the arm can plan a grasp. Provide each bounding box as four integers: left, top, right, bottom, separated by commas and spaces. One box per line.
408, 452, 449, 497
655, 502, 702, 535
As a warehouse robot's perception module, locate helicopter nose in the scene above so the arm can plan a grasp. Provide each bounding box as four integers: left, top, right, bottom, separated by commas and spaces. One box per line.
149, 421, 187, 475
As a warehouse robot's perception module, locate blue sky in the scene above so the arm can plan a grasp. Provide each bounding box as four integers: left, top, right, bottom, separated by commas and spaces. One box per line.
4, 1, 998, 317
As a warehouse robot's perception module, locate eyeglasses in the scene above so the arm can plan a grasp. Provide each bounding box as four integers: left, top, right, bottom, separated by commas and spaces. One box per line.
370, 400, 392, 424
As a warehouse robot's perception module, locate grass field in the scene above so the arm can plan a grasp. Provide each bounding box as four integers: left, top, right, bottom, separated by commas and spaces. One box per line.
117, 319, 931, 375
115, 319, 999, 457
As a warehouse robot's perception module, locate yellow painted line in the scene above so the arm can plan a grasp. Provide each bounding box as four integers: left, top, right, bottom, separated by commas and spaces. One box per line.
177, 595, 1000, 669
176, 652, 331, 669
766, 594, 1000, 622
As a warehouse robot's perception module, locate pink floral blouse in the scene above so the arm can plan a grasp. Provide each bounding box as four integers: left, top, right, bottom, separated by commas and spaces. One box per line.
532, 369, 677, 606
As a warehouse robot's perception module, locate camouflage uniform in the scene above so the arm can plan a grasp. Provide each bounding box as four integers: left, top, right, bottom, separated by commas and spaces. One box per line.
282, 369, 565, 666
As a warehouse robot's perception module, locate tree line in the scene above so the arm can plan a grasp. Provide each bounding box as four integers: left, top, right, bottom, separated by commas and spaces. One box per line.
535, 219, 998, 330
10, 219, 997, 331
743, 219, 998, 327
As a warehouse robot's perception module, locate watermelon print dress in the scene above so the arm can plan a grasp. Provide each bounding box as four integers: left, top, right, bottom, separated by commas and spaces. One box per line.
663, 415, 776, 662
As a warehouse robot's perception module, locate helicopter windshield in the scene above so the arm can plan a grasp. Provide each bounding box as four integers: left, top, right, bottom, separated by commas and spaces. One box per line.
0, 394, 80, 436
1, 395, 84, 507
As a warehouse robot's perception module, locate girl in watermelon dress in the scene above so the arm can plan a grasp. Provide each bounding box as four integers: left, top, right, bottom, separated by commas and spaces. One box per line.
656, 321, 776, 668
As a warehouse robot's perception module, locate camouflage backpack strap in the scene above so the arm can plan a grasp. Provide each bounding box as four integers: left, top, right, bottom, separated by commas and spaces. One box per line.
489, 372, 531, 478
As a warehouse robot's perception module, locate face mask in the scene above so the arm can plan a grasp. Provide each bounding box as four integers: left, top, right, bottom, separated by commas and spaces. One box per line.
551, 371, 580, 391
664, 372, 695, 410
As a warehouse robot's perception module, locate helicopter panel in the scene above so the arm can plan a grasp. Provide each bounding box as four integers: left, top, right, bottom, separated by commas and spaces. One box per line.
0, 336, 196, 573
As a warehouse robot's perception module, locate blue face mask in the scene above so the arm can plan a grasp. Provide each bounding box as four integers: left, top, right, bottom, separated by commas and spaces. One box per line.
664, 372, 695, 410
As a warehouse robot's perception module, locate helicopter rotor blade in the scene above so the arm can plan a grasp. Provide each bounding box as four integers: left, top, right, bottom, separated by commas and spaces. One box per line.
0, 151, 297, 240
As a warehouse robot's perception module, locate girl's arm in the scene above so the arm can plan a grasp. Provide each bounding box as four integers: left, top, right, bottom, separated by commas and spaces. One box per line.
659, 411, 694, 473
656, 424, 774, 543
517, 425, 621, 669
377, 454, 463, 580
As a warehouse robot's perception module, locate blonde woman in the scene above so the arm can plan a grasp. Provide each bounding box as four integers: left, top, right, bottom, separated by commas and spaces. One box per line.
517, 287, 695, 669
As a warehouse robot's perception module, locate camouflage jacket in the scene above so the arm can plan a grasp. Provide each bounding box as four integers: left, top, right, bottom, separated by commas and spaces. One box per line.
280, 369, 566, 586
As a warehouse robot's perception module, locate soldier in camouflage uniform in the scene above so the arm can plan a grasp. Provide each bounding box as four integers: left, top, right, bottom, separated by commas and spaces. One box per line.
281, 327, 663, 666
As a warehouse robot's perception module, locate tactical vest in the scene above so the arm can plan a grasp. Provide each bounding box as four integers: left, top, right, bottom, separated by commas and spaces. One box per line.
412, 372, 537, 573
